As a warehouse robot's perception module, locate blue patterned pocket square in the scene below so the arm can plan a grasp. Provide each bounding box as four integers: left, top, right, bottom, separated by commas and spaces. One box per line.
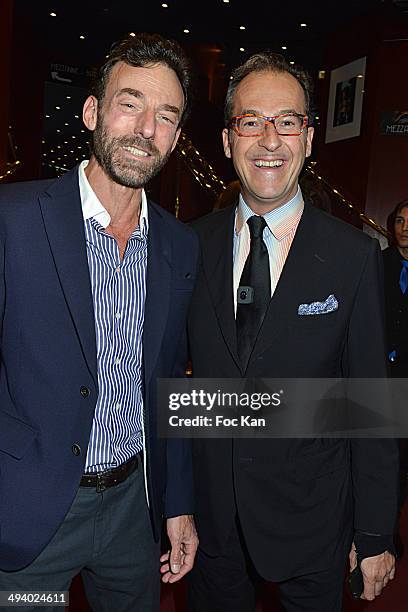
297, 294, 338, 316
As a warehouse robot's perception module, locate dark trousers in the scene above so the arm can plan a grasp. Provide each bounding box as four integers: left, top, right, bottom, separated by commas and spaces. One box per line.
0, 466, 160, 612
188, 517, 346, 612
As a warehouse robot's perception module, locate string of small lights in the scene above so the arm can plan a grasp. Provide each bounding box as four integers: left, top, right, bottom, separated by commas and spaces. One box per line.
0, 132, 22, 182
175, 131, 226, 200
305, 162, 390, 239
41, 90, 91, 177
0, 160, 22, 182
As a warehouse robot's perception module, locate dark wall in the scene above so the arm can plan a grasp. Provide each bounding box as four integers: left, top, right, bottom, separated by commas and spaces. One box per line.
0, 0, 13, 170
365, 38, 408, 228
315, 4, 408, 230
9, 7, 46, 180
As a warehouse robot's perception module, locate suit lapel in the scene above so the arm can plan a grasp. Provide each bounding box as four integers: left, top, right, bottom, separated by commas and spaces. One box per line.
200, 202, 330, 370
39, 174, 172, 391
143, 202, 171, 388
201, 205, 241, 369
38, 168, 98, 386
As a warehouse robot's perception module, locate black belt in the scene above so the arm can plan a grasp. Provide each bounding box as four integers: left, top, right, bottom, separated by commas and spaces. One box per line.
80, 453, 141, 492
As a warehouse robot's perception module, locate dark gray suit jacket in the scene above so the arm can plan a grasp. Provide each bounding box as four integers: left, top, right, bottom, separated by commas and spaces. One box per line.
188, 201, 398, 581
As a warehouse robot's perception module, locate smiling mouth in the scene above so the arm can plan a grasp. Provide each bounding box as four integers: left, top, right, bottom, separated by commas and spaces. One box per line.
254, 159, 284, 168
123, 146, 150, 158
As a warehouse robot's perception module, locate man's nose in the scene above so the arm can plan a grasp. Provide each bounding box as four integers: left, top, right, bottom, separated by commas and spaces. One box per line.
257, 122, 282, 150
133, 109, 156, 139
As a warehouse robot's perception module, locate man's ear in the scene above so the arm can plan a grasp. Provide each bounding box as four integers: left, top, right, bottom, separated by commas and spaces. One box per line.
305, 126, 314, 158
83, 96, 99, 131
170, 127, 181, 154
222, 128, 232, 159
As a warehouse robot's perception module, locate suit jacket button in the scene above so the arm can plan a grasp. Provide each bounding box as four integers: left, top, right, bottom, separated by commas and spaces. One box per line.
72, 444, 81, 456
80, 386, 90, 398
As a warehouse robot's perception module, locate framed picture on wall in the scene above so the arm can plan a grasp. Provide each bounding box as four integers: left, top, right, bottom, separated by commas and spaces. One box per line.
325, 56, 366, 144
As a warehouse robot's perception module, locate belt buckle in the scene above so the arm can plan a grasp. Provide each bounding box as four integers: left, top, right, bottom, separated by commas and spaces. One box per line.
96, 473, 106, 493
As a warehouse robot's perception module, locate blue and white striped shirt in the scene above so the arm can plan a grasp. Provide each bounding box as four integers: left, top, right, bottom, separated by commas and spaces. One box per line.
78, 161, 148, 473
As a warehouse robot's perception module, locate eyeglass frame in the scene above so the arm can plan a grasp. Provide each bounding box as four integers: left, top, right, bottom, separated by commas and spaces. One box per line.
228, 112, 309, 137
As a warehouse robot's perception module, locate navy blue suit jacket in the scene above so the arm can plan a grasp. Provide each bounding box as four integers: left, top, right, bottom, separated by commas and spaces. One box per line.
0, 167, 198, 571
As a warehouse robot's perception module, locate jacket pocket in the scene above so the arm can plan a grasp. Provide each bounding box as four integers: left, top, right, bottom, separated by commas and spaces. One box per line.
295, 443, 347, 482
0, 409, 38, 460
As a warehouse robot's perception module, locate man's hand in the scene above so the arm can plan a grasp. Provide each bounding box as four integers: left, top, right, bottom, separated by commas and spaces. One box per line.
160, 514, 198, 583
349, 543, 395, 600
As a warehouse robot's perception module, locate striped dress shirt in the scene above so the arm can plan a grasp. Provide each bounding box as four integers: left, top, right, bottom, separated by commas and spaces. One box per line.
233, 187, 304, 314
78, 161, 147, 473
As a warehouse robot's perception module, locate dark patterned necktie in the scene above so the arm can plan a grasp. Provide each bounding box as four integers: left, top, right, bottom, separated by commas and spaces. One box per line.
236, 215, 271, 371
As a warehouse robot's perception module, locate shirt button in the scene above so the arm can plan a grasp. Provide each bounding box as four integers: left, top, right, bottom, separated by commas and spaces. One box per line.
114, 357, 121, 365
72, 444, 81, 456
80, 386, 90, 398
115, 266, 121, 273
115, 312, 121, 320
116, 403, 121, 410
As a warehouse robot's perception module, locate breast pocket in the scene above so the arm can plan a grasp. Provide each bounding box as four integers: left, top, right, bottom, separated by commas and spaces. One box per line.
290, 310, 339, 333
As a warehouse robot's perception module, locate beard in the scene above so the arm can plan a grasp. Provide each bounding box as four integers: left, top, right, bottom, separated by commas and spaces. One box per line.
91, 114, 173, 188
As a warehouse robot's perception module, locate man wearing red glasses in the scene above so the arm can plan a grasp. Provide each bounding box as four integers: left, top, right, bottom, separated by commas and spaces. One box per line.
187, 52, 398, 611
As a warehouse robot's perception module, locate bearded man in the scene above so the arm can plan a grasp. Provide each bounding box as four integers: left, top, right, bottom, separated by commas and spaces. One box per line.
0, 33, 198, 612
